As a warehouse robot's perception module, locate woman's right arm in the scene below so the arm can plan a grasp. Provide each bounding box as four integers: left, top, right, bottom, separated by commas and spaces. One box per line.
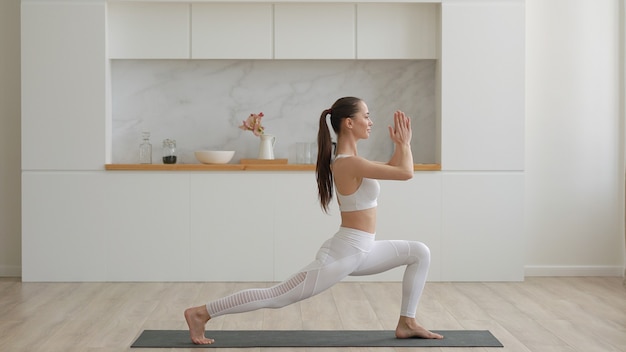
336, 111, 414, 181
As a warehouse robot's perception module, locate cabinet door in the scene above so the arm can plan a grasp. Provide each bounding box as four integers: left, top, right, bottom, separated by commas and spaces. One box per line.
21, 0, 107, 170
192, 3, 272, 59
274, 3, 355, 59
441, 172, 524, 281
357, 3, 438, 59
440, 0, 525, 170
22, 172, 108, 281
107, 2, 190, 59
22, 172, 193, 282
189, 173, 275, 281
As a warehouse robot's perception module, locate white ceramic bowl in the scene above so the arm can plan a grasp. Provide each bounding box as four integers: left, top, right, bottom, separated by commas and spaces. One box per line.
195, 150, 235, 164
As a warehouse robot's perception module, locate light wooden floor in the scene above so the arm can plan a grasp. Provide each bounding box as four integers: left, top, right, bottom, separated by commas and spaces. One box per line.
0, 277, 624, 352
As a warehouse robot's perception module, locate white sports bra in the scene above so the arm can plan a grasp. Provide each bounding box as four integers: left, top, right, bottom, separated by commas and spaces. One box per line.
333, 154, 380, 212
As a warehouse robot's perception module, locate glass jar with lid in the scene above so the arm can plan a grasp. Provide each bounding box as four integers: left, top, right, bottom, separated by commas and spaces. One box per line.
162, 139, 177, 164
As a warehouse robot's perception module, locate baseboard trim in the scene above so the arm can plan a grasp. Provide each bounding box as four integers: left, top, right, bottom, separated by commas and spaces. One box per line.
0, 265, 21, 278
9, 265, 624, 280
525, 265, 624, 277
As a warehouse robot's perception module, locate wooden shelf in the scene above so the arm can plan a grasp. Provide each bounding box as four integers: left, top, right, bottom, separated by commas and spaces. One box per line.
413, 164, 441, 171
105, 163, 441, 171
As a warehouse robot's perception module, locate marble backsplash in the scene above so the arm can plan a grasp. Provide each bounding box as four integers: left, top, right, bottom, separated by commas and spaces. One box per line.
111, 59, 437, 164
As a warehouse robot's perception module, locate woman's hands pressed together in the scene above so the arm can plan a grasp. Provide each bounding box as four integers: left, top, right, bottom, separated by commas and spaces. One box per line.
388, 111, 412, 146
384, 110, 414, 178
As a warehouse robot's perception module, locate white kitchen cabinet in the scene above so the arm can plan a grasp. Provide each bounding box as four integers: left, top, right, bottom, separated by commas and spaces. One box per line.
440, 0, 525, 171
21, 0, 530, 283
21, 169, 524, 282
22, 172, 192, 282
192, 3, 273, 59
103, 172, 192, 281
357, 3, 438, 59
441, 172, 524, 281
22, 172, 108, 281
21, 1, 107, 171
274, 3, 355, 59
106, 2, 441, 60
189, 173, 276, 281
107, 2, 190, 59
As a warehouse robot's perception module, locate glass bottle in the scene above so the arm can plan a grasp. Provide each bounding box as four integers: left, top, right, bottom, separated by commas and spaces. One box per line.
162, 139, 177, 164
139, 132, 152, 164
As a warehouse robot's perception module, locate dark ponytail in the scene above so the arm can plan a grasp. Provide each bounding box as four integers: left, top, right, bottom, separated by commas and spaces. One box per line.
316, 97, 363, 213
316, 109, 334, 213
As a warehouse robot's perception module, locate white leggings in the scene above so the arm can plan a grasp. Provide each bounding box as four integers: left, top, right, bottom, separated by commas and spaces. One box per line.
206, 227, 431, 319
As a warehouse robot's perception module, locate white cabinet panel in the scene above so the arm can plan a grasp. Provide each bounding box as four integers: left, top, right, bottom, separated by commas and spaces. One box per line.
22, 172, 192, 282
440, 0, 524, 171
21, 1, 107, 170
441, 172, 524, 281
357, 3, 438, 59
192, 3, 272, 59
22, 172, 108, 281
189, 173, 275, 281
104, 173, 191, 281
274, 3, 355, 59
107, 2, 190, 59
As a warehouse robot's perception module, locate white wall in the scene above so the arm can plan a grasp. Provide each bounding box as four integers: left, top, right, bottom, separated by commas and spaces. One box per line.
525, 0, 625, 276
0, 0, 21, 277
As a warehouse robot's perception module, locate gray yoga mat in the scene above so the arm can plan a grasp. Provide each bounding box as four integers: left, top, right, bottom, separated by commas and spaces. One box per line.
131, 330, 503, 348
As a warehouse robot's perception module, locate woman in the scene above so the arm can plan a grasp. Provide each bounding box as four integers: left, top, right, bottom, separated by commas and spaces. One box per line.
184, 97, 443, 344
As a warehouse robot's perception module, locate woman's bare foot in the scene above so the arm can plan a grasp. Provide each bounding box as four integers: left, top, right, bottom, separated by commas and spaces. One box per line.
395, 316, 444, 339
184, 306, 214, 345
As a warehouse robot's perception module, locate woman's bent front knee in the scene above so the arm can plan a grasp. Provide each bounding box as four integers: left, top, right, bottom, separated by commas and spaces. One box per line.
410, 241, 430, 263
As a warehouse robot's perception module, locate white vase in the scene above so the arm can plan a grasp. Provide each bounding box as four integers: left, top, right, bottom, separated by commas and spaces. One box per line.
258, 134, 276, 159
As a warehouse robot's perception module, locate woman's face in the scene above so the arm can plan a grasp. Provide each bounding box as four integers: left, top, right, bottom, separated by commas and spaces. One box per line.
348, 101, 373, 139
